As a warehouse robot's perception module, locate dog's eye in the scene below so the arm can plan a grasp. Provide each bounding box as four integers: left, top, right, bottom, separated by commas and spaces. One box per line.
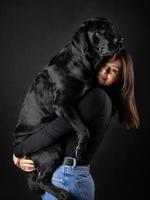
97, 29, 106, 34
100, 29, 105, 34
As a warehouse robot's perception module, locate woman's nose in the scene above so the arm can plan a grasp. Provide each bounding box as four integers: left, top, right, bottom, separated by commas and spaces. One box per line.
103, 70, 107, 74
102, 69, 108, 77
103, 68, 109, 74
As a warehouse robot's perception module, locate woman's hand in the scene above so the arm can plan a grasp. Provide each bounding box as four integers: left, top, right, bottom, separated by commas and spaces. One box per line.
13, 154, 36, 172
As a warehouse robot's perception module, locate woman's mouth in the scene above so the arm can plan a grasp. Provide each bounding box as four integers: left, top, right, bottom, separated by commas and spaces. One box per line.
97, 75, 107, 85
97, 73, 107, 81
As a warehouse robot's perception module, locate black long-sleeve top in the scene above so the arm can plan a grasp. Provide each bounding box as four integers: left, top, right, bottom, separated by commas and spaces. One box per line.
14, 87, 113, 164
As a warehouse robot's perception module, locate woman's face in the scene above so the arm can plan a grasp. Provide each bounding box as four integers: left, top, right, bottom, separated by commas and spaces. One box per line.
97, 56, 122, 86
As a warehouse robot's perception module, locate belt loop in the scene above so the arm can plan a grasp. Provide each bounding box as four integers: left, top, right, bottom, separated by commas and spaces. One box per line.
63, 163, 65, 174
63, 156, 78, 167
72, 157, 77, 167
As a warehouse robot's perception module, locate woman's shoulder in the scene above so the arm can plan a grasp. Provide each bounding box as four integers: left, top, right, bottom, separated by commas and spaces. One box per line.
86, 86, 112, 103
79, 86, 112, 112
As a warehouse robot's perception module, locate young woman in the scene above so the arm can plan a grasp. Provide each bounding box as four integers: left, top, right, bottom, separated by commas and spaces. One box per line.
13, 49, 140, 200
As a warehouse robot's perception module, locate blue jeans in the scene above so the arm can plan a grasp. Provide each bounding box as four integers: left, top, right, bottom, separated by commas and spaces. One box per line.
41, 157, 95, 200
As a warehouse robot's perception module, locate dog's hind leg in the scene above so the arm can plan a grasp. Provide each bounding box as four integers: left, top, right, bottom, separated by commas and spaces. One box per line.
27, 171, 44, 194
55, 104, 90, 161
36, 169, 71, 200
30, 145, 71, 200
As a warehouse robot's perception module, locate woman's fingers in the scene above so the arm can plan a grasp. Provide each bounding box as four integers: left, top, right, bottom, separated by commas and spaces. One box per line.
13, 154, 36, 172
20, 158, 34, 165
19, 157, 36, 172
20, 164, 36, 172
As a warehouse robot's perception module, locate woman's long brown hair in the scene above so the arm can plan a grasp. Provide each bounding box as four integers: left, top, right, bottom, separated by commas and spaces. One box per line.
114, 49, 140, 129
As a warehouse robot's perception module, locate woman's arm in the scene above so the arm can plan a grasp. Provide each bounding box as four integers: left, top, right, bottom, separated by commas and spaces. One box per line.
13, 87, 110, 158
13, 116, 75, 157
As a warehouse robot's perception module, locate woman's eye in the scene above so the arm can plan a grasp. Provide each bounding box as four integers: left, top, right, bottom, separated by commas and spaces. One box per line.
112, 69, 119, 75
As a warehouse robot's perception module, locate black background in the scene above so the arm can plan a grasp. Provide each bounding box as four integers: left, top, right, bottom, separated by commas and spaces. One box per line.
0, 0, 149, 199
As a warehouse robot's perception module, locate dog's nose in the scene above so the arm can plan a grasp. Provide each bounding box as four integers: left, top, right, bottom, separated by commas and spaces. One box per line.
118, 36, 124, 49
119, 37, 124, 44
113, 36, 124, 45
113, 37, 118, 44
113, 36, 124, 49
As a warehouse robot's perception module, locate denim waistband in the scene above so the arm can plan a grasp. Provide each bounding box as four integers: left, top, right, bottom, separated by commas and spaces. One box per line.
60, 157, 90, 171
52, 157, 90, 179
54, 164, 90, 176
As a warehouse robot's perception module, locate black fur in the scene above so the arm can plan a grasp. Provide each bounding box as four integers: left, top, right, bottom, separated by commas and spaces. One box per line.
12, 17, 124, 199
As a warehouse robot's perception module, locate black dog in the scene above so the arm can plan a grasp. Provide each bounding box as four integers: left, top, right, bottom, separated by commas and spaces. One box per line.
12, 17, 124, 199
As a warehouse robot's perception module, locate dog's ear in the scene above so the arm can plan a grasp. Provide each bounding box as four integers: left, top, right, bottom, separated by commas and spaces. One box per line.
71, 27, 88, 55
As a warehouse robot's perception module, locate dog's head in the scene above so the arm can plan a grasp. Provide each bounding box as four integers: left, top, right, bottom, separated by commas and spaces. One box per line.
71, 17, 124, 69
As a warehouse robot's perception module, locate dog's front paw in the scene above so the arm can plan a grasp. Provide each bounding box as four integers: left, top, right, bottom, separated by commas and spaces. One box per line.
75, 143, 87, 161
